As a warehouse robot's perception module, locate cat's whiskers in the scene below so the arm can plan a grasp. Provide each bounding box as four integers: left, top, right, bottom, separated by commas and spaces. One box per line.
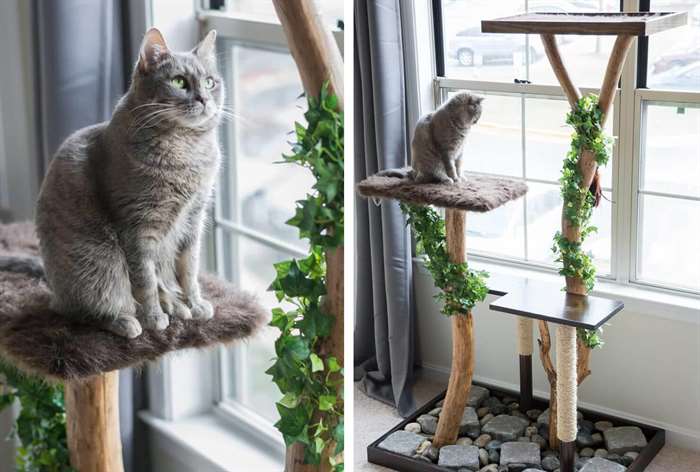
130, 107, 179, 134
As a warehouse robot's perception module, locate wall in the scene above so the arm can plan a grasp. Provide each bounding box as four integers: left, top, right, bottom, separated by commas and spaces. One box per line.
414, 260, 700, 451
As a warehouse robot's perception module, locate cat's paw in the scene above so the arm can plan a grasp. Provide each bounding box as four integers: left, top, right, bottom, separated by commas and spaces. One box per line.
160, 292, 192, 319
141, 306, 170, 331
106, 316, 143, 339
190, 298, 214, 320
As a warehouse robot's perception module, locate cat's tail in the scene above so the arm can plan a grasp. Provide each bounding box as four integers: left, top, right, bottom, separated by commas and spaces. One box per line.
0, 256, 45, 279
376, 167, 415, 180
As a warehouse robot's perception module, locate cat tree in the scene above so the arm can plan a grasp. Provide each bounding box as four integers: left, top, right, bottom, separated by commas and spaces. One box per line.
0, 222, 267, 471
358, 172, 528, 448
481, 11, 687, 472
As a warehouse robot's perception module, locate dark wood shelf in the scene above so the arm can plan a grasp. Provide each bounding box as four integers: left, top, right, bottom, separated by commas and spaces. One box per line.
481, 12, 688, 36
489, 279, 624, 330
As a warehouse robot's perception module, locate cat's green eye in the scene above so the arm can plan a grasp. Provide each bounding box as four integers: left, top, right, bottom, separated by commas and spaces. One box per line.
171, 76, 187, 89
205, 77, 216, 89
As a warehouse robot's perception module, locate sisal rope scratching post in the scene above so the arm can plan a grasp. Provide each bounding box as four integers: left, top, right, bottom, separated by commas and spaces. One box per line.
516, 317, 534, 411
555, 324, 578, 468
0, 222, 268, 472
358, 173, 528, 449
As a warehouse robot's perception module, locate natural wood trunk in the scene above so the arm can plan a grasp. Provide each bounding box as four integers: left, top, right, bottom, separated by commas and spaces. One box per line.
433, 209, 475, 448
538, 34, 635, 455
271, 2, 344, 470
65, 371, 124, 472
271, 0, 344, 107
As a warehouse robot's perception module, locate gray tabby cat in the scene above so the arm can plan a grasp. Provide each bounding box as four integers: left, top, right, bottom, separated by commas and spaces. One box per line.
33, 28, 223, 338
379, 92, 483, 184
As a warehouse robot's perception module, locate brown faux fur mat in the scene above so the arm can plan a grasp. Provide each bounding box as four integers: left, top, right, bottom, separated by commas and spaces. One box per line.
0, 222, 268, 381
357, 169, 528, 212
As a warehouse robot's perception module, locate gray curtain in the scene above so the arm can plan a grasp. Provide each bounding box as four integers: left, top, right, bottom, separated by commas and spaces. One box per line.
33, 1, 149, 470
354, 0, 417, 417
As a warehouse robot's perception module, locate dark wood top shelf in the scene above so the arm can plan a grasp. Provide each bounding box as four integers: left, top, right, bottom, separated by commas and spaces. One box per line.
489, 278, 624, 330
481, 12, 688, 36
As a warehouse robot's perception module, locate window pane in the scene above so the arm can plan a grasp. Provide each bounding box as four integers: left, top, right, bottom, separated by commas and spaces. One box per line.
222, 0, 344, 28
441, 0, 618, 86
467, 199, 525, 259
641, 102, 700, 198
525, 183, 611, 274
525, 97, 614, 187
637, 194, 700, 292
219, 44, 314, 250
222, 232, 297, 422
456, 91, 523, 177
648, 0, 700, 91
443, 1, 526, 82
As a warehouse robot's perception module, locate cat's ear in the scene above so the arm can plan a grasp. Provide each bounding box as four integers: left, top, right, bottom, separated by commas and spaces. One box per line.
138, 28, 170, 73
193, 30, 217, 59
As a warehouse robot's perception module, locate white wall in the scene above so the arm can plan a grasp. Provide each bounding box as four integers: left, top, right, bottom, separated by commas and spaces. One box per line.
414, 260, 700, 451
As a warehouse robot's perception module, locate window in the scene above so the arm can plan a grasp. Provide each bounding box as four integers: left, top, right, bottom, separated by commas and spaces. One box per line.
431, 0, 700, 295
198, 0, 344, 438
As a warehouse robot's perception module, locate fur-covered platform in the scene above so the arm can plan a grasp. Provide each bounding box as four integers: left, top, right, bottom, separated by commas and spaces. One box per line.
357, 169, 528, 212
0, 222, 268, 381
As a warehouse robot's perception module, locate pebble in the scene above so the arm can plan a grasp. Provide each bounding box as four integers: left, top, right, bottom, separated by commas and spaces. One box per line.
457, 437, 474, 446
417, 414, 438, 434
577, 431, 595, 448
475, 434, 492, 448
580, 447, 595, 457
531, 434, 547, 450
477, 406, 491, 418
485, 439, 503, 451
480, 413, 495, 425
467, 386, 491, 408
579, 419, 595, 434
423, 445, 439, 462
478, 465, 499, 472
541, 454, 560, 471
595, 420, 614, 432
488, 449, 500, 464
595, 448, 608, 458
591, 432, 604, 446
404, 422, 421, 434
479, 448, 489, 466
525, 409, 542, 420
624, 451, 639, 461
525, 426, 538, 437
460, 407, 482, 438
428, 407, 442, 416
416, 440, 431, 455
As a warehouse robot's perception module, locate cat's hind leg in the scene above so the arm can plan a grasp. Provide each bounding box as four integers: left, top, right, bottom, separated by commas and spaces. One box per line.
414, 169, 454, 185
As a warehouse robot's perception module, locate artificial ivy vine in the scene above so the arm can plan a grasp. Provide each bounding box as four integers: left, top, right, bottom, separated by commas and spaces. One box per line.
552, 94, 613, 349
0, 358, 74, 472
399, 203, 489, 316
266, 83, 344, 471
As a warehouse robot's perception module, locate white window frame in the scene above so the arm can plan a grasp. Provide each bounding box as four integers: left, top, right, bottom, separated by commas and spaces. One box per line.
197, 0, 344, 453
404, 0, 700, 304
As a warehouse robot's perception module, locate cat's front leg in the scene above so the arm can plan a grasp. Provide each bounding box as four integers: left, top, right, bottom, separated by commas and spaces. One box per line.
128, 238, 170, 330
445, 159, 460, 183
176, 234, 214, 320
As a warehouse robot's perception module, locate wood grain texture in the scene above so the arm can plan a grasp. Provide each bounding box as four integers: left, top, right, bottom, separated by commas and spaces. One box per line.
540, 34, 581, 108
433, 209, 476, 448
599, 34, 635, 126
65, 372, 124, 472
271, 3, 343, 469
481, 12, 688, 36
272, 0, 343, 108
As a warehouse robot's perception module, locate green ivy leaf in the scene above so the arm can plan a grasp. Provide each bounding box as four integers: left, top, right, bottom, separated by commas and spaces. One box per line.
310, 353, 324, 373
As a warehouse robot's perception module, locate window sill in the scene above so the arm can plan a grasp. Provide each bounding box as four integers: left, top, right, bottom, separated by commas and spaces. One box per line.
413, 256, 700, 324
140, 410, 284, 472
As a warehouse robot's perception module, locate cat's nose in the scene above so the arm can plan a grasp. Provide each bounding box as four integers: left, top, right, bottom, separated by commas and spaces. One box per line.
194, 94, 205, 106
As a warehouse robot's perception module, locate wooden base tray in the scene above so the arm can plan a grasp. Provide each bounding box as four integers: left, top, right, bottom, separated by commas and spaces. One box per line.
367, 381, 665, 472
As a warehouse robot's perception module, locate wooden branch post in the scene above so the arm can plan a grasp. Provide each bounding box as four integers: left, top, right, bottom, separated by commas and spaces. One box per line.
65, 371, 124, 472
539, 33, 634, 472
272, 1, 343, 471
432, 209, 475, 448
